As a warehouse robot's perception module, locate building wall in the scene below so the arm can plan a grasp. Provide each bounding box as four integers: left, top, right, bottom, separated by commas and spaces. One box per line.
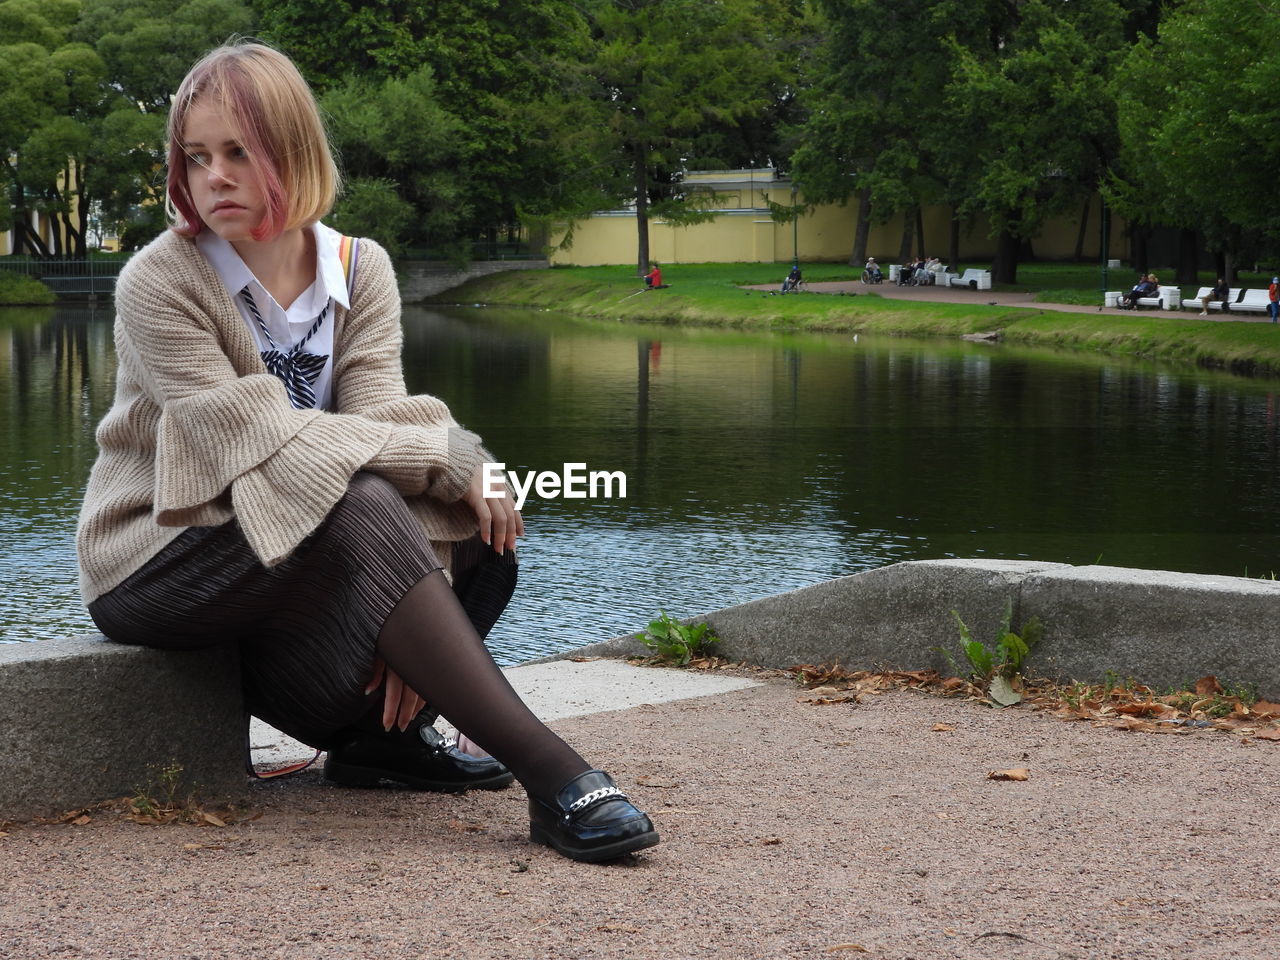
550, 171, 1128, 267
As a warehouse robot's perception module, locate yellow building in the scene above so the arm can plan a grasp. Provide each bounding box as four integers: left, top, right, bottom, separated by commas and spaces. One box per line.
550, 168, 1126, 267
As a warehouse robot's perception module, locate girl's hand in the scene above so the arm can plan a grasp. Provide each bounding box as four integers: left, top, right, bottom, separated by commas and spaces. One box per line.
365, 657, 427, 732
463, 466, 524, 555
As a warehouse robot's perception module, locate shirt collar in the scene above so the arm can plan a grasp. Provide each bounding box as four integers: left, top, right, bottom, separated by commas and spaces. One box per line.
195, 222, 351, 310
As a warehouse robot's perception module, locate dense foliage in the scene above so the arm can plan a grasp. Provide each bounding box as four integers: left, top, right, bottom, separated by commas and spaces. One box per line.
4, 0, 1277, 274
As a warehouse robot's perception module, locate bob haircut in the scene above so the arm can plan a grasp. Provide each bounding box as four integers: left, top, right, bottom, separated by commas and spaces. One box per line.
167, 41, 339, 242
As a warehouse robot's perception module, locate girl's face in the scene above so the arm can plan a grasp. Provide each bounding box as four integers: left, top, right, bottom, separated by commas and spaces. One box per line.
181, 99, 267, 245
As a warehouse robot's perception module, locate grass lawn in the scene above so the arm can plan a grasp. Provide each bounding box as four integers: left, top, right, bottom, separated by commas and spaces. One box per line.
441, 260, 1280, 379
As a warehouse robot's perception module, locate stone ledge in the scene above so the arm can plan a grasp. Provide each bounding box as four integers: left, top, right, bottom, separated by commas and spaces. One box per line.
0, 635, 245, 820
556, 559, 1280, 699
8, 559, 1280, 818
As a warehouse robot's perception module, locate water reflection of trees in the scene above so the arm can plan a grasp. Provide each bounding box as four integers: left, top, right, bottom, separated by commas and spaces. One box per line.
0, 304, 117, 503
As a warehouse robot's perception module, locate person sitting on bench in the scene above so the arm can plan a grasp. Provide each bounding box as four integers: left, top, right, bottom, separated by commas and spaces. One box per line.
1200, 277, 1230, 316
1119, 273, 1157, 309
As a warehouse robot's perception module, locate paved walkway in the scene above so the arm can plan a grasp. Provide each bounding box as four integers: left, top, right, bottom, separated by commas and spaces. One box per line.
748, 278, 1280, 323
4, 657, 1278, 959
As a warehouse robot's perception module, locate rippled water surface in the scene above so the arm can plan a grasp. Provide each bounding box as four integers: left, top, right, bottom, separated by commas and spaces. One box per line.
4, 302, 1280, 663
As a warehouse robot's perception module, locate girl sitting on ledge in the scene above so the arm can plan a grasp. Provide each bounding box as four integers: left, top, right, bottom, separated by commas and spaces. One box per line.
76, 41, 657, 864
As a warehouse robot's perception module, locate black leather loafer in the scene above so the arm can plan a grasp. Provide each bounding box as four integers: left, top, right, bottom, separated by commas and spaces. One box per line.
324, 723, 514, 792
528, 770, 659, 863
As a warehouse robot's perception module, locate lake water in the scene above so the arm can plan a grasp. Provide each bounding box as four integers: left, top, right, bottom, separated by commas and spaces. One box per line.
3, 302, 1279, 663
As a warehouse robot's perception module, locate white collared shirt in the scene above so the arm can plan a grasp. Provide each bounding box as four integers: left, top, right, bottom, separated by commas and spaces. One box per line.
196, 222, 351, 410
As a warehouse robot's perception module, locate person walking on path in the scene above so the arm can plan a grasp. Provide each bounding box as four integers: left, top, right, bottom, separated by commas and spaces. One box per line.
76, 41, 658, 864
1269, 276, 1279, 323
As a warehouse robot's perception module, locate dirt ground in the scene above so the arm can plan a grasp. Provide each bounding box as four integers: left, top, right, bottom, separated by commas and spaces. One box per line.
3, 676, 1278, 960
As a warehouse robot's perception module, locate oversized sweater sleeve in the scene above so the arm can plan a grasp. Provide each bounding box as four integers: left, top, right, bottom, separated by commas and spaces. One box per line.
114, 237, 482, 567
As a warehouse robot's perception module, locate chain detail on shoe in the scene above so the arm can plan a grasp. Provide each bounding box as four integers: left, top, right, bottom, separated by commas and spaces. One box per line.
566, 785, 628, 816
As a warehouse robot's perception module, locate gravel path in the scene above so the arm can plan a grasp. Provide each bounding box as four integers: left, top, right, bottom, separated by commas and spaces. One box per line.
3, 675, 1278, 959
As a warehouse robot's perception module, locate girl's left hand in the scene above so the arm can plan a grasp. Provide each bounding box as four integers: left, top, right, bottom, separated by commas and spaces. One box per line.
365, 656, 427, 732
463, 466, 524, 555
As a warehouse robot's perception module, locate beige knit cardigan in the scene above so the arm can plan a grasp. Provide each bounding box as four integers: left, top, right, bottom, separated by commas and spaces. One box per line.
77, 229, 485, 604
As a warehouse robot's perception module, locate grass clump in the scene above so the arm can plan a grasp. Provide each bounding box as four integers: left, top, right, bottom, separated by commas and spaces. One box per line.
640, 609, 720, 666
0, 272, 55, 306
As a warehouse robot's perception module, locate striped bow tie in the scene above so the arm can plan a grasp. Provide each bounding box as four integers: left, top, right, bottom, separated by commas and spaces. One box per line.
241, 286, 329, 409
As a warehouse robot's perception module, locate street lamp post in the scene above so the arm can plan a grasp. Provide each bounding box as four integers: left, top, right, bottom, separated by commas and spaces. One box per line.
792, 184, 799, 268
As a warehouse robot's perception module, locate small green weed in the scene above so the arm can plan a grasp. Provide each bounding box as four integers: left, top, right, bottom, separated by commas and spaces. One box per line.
938, 601, 1043, 706
127, 763, 206, 824
640, 609, 719, 666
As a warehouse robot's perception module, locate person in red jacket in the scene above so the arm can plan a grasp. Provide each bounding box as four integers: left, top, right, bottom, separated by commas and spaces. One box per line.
644, 262, 662, 288
1269, 276, 1279, 324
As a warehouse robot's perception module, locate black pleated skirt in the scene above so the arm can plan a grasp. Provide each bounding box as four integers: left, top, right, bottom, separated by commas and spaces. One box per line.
88, 472, 516, 748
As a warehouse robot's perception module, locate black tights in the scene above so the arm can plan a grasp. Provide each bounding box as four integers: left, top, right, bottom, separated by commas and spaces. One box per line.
374, 568, 590, 802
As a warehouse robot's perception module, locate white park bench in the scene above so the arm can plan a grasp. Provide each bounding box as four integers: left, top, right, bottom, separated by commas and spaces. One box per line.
1231, 289, 1272, 314
1180, 287, 1241, 312
948, 268, 992, 290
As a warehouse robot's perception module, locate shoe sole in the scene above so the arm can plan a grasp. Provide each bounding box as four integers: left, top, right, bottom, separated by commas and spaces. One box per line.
324, 759, 515, 792
528, 823, 661, 863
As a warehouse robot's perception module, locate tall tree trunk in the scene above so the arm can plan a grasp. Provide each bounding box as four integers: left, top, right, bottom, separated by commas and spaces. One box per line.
1073, 196, 1090, 260
848, 186, 872, 266
915, 207, 926, 258
1224, 251, 1235, 285
17, 221, 50, 257
633, 144, 649, 277
1214, 250, 1226, 279
991, 228, 1019, 284
948, 213, 960, 267
897, 207, 914, 263
1175, 228, 1198, 284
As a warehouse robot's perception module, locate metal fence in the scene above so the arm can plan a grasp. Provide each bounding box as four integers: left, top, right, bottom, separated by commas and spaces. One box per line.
0, 257, 127, 296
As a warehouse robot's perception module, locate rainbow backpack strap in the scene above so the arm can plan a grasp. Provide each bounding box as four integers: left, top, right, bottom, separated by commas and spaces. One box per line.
337, 235, 360, 299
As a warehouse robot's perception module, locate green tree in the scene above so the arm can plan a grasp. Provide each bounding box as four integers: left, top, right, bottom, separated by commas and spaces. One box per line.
0, 0, 105, 255
73, 0, 255, 110
254, 0, 599, 255
1111, 0, 1280, 279
575, 0, 799, 275
941, 0, 1137, 283
790, 0, 965, 267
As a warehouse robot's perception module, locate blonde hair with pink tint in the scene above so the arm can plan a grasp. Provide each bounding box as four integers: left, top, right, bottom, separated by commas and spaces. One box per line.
167, 41, 339, 241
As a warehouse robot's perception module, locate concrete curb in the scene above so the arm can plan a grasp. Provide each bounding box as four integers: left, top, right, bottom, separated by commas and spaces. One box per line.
6, 558, 1279, 818
0, 635, 245, 819
552, 559, 1280, 698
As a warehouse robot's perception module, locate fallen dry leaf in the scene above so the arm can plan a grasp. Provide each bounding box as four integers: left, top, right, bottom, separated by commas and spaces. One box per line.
801, 694, 858, 705
987, 768, 1030, 781
71, 815, 92, 826
200, 812, 227, 828
931, 723, 955, 732
1111, 717, 1157, 732
1194, 676, 1223, 696
1114, 701, 1176, 718
760, 837, 783, 845
1253, 728, 1280, 741
1250, 701, 1280, 719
